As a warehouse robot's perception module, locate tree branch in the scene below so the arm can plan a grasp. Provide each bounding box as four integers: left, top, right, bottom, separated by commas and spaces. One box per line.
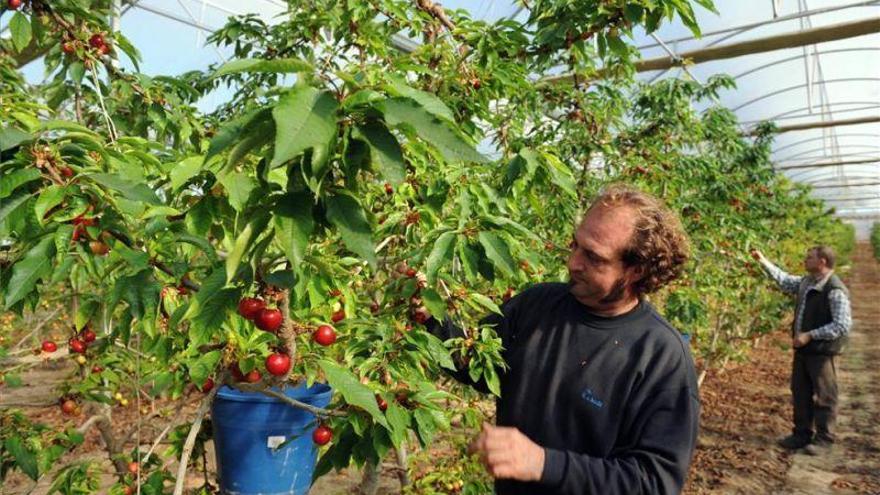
172, 387, 217, 495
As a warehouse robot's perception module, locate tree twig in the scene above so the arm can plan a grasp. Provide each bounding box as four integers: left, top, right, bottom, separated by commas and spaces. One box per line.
172, 387, 217, 495
11, 307, 62, 351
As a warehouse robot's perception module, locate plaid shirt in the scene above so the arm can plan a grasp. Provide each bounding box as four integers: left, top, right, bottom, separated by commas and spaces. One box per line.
759, 259, 852, 340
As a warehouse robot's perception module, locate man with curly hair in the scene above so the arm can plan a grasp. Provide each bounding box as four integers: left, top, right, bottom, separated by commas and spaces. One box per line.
427, 184, 698, 495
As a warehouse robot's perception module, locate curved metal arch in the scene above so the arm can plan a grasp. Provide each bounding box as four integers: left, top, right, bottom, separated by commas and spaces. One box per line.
636, 1, 880, 50
777, 145, 880, 163
743, 103, 880, 125
783, 157, 880, 174
731, 78, 880, 112
772, 134, 880, 154
731, 48, 880, 81
800, 174, 880, 184
786, 162, 880, 180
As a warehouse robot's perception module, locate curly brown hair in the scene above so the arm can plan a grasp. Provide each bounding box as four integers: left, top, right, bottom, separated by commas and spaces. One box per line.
588, 184, 690, 296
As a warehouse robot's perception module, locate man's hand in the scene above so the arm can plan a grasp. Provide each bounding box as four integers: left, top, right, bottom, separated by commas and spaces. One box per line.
750, 249, 765, 262
793, 332, 812, 348
469, 423, 545, 482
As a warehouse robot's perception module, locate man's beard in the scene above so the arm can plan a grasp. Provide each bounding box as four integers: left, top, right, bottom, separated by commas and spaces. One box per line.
568, 276, 629, 305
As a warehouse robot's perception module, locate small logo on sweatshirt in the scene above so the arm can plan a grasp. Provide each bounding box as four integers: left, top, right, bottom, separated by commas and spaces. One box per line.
580, 388, 604, 409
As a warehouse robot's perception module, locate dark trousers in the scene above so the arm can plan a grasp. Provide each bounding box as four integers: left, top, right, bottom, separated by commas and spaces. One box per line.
791, 351, 838, 442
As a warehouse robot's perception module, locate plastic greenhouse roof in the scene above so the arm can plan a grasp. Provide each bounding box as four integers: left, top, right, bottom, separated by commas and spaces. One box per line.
3, 0, 879, 235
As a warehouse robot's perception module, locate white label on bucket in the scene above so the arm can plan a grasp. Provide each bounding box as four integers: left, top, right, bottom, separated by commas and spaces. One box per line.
267, 436, 286, 449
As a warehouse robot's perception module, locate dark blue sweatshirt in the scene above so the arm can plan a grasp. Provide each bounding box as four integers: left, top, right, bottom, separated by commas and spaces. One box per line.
428, 282, 699, 494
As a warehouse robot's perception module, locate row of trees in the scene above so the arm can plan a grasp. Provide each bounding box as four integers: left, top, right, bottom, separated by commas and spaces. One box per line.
1, 0, 854, 492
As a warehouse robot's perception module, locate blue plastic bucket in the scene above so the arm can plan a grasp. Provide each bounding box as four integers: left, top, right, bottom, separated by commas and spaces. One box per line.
211, 383, 332, 494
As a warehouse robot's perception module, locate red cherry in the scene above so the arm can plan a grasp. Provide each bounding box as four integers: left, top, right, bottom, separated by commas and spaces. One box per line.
312, 425, 332, 445
69, 339, 87, 354
89, 34, 104, 48
229, 363, 245, 381
61, 399, 77, 415
98, 43, 111, 55
376, 395, 388, 412
60, 166, 74, 177
313, 325, 337, 346
127, 461, 139, 475
123, 486, 135, 495
255, 308, 283, 332
244, 369, 262, 383
62, 42, 75, 54
7, 0, 22, 10
328, 289, 342, 298
370, 301, 380, 314
41, 340, 57, 353
238, 297, 265, 320
405, 268, 417, 278
265, 353, 291, 376
91, 365, 103, 373
330, 309, 345, 323
81, 328, 97, 343
384, 183, 393, 195
201, 378, 214, 392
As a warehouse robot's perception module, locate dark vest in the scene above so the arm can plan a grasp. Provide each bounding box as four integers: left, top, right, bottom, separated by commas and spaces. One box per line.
794, 273, 849, 355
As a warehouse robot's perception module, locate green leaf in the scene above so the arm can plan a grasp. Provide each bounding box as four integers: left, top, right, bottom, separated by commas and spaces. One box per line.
325, 192, 376, 266
426, 231, 456, 284
384, 402, 411, 447
355, 122, 406, 185
90, 173, 162, 205
413, 408, 439, 446
541, 152, 577, 198
384, 74, 455, 122
503, 148, 540, 190
114, 32, 142, 71
113, 244, 150, 271
0, 190, 33, 227
75, 300, 100, 331
420, 327, 455, 370
318, 360, 388, 427
379, 97, 487, 163
176, 233, 218, 262
111, 269, 160, 320
218, 171, 256, 212
477, 231, 516, 277
421, 288, 447, 322
205, 108, 272, 164
0, 168, 41, 199
184, 267, 235, 345
4, 436, 38, 480
33, 185, 66, 224
273, 192, 314, 267
189, 350, 221, 386
169, 156, 204, 191
271, 85, 339, 168
210, 58, 313, 79
40, 120, 98, 135
469, 292, 501, 315
0, 126, 31, 151
4, 236, 55, 309
225, 214, 269, 283
9, 12, 32, 53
